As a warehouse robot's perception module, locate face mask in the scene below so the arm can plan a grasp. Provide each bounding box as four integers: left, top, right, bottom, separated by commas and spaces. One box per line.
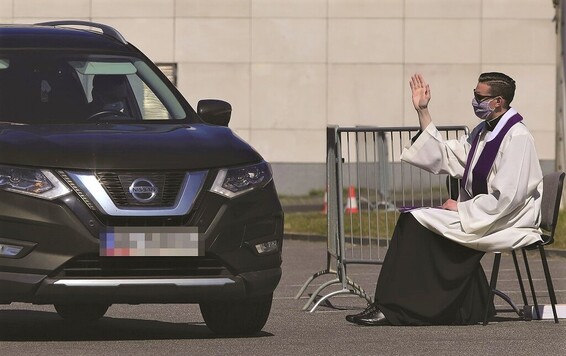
472, 97, 494, 120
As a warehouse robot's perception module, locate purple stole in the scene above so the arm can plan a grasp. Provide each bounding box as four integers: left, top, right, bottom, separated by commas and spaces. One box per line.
461, 113, 523, 197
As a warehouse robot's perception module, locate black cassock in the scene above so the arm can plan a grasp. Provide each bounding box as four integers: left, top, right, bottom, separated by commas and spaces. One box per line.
374, 213, 495, 325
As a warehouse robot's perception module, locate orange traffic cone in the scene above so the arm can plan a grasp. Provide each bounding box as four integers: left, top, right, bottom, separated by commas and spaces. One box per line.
345, 186, 359, 214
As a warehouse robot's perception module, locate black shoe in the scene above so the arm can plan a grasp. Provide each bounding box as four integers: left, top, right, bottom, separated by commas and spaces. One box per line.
345, 304, 378, 323
348, 306, 390, 326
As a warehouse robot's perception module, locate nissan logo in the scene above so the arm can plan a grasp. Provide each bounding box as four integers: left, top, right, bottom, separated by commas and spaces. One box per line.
129, 178, 159, 203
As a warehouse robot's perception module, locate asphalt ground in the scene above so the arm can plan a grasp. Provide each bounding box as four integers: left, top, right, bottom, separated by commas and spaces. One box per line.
1, 237, 565, 355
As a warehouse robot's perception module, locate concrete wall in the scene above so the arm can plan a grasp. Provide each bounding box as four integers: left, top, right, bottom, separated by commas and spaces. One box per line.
1, 0, 557, 195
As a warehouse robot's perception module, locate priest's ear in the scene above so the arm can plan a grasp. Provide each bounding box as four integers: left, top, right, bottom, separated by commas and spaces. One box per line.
494, 96, 508, 109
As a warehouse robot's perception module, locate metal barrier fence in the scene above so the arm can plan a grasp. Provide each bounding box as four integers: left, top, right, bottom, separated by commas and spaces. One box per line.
296, 125, 469, 312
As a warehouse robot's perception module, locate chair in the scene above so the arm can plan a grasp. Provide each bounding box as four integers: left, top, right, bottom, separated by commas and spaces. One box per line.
483, 171, 564, 325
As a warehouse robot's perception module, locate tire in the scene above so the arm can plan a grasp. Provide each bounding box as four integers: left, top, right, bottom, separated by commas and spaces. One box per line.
54, 303, 110, 323
200, 294, 273, 336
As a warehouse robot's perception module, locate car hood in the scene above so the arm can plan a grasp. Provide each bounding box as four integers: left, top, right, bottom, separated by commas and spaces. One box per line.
0, 123, 262, 170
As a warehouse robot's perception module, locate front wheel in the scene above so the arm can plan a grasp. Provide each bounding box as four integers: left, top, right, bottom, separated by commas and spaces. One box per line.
200, 294, 273, 335
54, 303, 110, 323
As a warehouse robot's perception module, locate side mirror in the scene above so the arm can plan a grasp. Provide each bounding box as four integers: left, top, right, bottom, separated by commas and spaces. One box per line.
197, 99, 231, 126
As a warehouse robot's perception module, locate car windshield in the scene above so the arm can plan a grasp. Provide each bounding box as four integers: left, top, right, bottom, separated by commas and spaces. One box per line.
0, 51, 189, 124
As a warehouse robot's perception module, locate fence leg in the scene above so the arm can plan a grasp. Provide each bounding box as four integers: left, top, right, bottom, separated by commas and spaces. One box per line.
345, 277, 373, 305
301, 277, 340, 311
308, 283, 373, 313
295, 269, 332, 300
309, 289, 360, 313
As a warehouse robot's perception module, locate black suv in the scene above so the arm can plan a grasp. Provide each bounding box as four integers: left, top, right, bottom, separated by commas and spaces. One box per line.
0, 21, 283, 335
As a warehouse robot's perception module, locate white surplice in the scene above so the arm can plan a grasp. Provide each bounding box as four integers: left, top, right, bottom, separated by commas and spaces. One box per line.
400, 108, 543, 252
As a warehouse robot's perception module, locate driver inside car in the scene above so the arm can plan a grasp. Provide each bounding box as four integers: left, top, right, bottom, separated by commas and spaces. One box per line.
89, 74, 133, 118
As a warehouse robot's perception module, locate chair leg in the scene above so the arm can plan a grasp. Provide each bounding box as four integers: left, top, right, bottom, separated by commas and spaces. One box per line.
539, 245, 559, 323
512, 250, 528, 307
522, 249, 541, 320
484, 253, 501, 326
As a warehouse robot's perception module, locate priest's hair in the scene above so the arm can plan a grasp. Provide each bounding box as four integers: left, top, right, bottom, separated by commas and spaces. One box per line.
478, 72, 516, 105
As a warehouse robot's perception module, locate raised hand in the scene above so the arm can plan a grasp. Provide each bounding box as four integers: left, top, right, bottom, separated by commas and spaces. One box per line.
409, 74, 431, 111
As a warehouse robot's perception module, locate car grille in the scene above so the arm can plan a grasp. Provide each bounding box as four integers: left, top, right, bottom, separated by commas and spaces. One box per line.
59, 170, 222, 229
52, 254, 230, 278
95, 171, 186, 207
58, 170, 190, 210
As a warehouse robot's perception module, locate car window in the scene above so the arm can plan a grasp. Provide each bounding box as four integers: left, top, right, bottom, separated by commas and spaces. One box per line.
0, 52, 187, 124
131, 76, 170, 120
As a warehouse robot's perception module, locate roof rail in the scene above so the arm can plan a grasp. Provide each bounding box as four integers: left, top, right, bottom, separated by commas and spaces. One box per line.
35, 20, 128, 45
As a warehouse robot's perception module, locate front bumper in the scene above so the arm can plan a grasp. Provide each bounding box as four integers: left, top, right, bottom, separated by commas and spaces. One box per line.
0, 179, 283, 304
0, 267, 281, 304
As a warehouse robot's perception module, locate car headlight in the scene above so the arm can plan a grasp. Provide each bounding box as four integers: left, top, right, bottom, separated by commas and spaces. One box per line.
210, 161, 273, 198
0, 166, 70, 200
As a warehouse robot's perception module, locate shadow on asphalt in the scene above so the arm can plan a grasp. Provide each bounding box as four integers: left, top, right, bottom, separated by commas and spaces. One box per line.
0, 309, 273, 341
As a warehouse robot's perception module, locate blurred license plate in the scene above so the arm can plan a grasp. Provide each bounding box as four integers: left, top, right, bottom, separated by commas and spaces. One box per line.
100, 227, 201, 257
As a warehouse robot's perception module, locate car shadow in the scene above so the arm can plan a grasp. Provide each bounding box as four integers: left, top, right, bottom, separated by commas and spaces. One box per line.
0, 309, 273, 341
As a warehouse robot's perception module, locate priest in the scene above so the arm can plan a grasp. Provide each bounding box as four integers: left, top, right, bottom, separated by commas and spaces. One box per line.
346, 72, 544, 326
